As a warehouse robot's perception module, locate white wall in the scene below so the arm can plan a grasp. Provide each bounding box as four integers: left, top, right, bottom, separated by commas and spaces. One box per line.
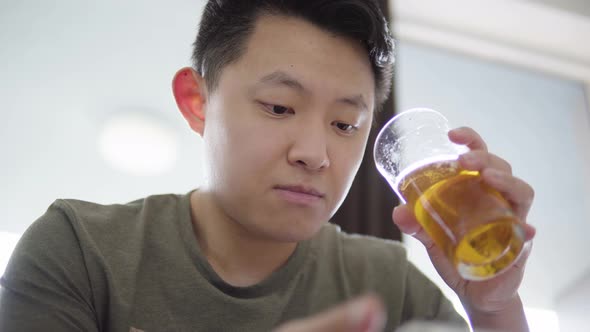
0, 0, 207, 236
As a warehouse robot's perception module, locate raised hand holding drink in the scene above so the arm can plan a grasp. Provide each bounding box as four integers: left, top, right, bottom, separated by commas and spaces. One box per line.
374, 108, 525, 280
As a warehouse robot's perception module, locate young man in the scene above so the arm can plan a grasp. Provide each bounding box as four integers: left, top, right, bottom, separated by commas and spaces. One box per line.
0, 1, 536, 331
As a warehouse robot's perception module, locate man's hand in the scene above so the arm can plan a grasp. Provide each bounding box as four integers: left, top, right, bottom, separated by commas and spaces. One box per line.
392, 127, 536, 330
274, 294, 386, 332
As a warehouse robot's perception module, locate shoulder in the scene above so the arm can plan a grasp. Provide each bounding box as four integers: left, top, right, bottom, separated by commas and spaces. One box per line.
9, 192, 188, 272
2, 192, 188, 295
45, 193, 187, 255
53, 193, 183, 228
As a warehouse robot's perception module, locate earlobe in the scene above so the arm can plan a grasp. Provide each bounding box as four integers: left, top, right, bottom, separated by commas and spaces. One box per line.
172, 67, 207, 136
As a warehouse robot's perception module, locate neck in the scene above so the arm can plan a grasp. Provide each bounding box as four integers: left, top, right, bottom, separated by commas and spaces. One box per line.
189, 190, 298, 287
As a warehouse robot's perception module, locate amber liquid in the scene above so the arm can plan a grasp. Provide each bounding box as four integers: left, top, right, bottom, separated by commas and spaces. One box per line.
395, 158, 525, 280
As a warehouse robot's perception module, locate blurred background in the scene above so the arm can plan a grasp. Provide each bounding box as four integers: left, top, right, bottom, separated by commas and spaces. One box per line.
1, 0, 588, 331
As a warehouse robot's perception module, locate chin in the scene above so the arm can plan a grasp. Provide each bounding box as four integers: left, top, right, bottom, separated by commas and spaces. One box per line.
262, 216, 327, 243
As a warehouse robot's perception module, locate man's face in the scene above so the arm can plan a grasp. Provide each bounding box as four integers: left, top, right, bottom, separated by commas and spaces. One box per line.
202, 15, 375, 242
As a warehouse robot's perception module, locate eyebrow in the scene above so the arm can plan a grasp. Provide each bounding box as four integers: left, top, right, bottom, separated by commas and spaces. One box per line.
258, 71, 307, 92
336, 95, 368, 112
256, 70, 368, 112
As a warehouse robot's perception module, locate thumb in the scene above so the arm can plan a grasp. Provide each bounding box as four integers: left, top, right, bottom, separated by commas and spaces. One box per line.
274, 294, 386, 332
392, 205, 421, 235
393, 204, 464, 288
392, 204, 443, 261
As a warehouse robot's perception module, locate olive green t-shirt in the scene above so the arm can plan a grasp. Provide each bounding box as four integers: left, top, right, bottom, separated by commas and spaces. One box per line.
0, 192, 466, 331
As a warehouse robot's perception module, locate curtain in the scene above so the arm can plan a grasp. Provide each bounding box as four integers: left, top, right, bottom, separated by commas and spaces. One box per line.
330, 0, 401, 240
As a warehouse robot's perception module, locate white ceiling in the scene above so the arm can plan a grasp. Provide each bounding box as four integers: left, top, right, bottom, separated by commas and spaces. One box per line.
393, 0, 590, 84
1, 0, 589, 326
530, 0, 590, 18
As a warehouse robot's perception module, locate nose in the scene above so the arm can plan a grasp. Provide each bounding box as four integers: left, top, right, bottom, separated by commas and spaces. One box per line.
287, 121, 330, 171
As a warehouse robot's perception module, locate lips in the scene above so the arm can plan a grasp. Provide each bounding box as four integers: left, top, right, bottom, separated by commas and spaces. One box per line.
274, 185, 325, 198
274, 184, 325, 205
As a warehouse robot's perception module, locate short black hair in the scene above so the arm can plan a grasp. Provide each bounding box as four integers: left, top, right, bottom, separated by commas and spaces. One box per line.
193, 0, 395, 109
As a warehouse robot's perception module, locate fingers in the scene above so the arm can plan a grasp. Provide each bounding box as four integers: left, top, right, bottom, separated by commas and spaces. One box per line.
393, 205, 465, 287
456, 132, 535, 226
523, 224, 536, 241
451, 127, 513, 176
392, 205, 421, 236
449, 127, 488, 152
481, 169, 535, 222
459, 151, 513, 175
451, 127, 510, 174
392, 206, 447, 265
393, 205, 451, 255
274, 295, 386, 332
512, 241, 534, 270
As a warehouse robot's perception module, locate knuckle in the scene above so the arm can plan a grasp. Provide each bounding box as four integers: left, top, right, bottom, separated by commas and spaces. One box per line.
488, 153, 512, 173
506, 162, 513, 174
527, 186, 535, 203
417, 229, 436, 250
461, 151, 484, 168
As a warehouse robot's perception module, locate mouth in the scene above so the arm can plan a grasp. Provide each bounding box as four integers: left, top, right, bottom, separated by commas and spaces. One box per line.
274, 184, 325, 205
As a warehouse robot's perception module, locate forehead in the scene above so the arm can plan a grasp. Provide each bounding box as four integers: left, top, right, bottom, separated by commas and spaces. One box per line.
221, 14, 376, 106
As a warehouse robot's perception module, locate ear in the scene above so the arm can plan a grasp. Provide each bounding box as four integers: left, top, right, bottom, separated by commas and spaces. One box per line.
172, 67, 207, 136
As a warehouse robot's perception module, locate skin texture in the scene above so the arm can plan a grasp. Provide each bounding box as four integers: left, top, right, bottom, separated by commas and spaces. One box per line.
173, 13, 535, 332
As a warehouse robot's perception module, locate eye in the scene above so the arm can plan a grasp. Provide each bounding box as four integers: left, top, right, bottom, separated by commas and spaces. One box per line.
261, 103, 294, 116
333, 122, 359, 134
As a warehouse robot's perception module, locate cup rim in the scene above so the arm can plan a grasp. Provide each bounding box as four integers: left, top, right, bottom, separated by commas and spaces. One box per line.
373, 107, 448, 173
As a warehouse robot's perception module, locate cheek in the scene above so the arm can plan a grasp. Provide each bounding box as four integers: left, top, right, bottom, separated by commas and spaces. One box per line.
206, 110, 286, 190
332, 143, 365, 181
328, 133, 370, 190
